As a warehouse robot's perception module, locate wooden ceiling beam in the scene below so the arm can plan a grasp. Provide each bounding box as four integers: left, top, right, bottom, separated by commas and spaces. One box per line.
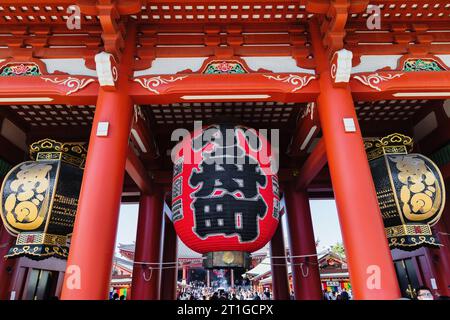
288, 102, 320, 157
0, 135, 26, 164
130, 106, 159, 160
295, 138, 327, 190
125, 144, 155, 195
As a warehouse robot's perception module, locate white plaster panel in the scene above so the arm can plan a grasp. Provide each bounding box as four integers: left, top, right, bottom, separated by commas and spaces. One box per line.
351, 55, 402, 73
134, 57, 208, 76
242, 56, 315, 74
41, 58, 97, 76
436, 55, 450, 69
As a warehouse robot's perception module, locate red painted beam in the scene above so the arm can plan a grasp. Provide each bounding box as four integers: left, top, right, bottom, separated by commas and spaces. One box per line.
295, 139, 327, 190
0, 76, 99, 105
130, 73, 319, 105
126, 145, 154, 195
350, 71, 450, 101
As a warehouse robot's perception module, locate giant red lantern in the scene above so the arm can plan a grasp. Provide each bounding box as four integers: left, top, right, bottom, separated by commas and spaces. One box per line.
171, 124, 280, 268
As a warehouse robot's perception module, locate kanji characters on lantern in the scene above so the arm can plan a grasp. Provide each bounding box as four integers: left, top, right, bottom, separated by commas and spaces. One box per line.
365, 133, 446, 250
193, 195, 267, 242
171, 124, 279, 268
4, 162, 54, 232
0, 139, 86, 260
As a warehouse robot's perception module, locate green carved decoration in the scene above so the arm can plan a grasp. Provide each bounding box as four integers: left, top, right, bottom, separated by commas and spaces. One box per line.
203, 61, 247, 74
0, 63, 41, 76
403, 59, 444, 72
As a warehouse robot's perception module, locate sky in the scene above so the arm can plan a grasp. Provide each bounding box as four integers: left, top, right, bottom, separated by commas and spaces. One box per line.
308, 199, 343, 252
114, 199, 343, 255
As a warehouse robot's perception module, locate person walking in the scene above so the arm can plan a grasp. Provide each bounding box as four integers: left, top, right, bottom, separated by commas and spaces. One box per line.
416, 286, 434, 300
340, 288, 350, 300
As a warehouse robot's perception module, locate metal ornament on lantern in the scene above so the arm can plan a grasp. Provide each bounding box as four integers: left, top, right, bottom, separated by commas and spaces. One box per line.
365, 133, 446, 251
171, 124, 280, 269
0, 139, 86, 260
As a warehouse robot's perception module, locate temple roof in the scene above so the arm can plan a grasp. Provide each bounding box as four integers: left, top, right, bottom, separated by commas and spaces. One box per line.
245, 249, 348, 281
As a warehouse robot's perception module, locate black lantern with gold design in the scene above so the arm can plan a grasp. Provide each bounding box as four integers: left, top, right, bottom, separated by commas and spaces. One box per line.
365, 133, 446, 251
0, 139, 86, 260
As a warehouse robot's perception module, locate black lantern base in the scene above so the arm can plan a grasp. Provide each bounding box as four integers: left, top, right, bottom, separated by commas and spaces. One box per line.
386, 225, 441, 251
387, 235, 440, 251
5, 245, 69, 260
203, 251, 251, 269
5, 232, 69, 260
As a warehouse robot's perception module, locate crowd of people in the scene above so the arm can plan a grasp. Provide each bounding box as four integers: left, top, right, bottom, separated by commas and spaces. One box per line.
176, 282, 450, 301
413, 286, 449, 300
110, 293, 126, 300
322, 288, 352, 300
177, 280, 355, 301
322, 286, 450, 300
177, 281, 273, 300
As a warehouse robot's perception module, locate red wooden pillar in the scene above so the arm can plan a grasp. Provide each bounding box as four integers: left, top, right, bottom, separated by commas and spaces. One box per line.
284, 185, 322, 300
60, 25, 137, 300
269, 222, 290, 300
182, 265, 187, 284
160, 215, 178, 300
0, 226, 15, 300
433, 203, 450, 296
131, 191, 164, 300
310, 20, 401, 300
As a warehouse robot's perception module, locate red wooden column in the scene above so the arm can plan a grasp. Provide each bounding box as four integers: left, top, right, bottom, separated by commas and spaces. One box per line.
131, 191, 164, 300
433, 196, 450, 296
269, 222, 290, 300
159, 215, 178, 300
60, 25, 137, 300
0, 226, 15, 300
284, 185, 322, 300
182, 265, 187, 284
309, 20, 401, 300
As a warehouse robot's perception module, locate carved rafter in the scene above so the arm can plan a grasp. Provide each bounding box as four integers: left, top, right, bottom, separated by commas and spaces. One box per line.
307, 0, 369, 59
77, 0, 142, 60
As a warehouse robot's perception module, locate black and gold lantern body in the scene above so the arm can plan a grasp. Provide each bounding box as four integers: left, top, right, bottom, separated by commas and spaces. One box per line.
365, 134, 446, 251
0, 139, 86, 260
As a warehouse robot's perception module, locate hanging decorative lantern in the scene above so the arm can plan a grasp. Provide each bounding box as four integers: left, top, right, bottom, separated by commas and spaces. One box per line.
171, 124, 280, 268
365, 133, 446, 251
0, 139, 86, 260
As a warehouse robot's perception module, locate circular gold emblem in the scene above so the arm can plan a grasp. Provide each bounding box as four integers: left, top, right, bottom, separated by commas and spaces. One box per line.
222, 251, 235, 264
